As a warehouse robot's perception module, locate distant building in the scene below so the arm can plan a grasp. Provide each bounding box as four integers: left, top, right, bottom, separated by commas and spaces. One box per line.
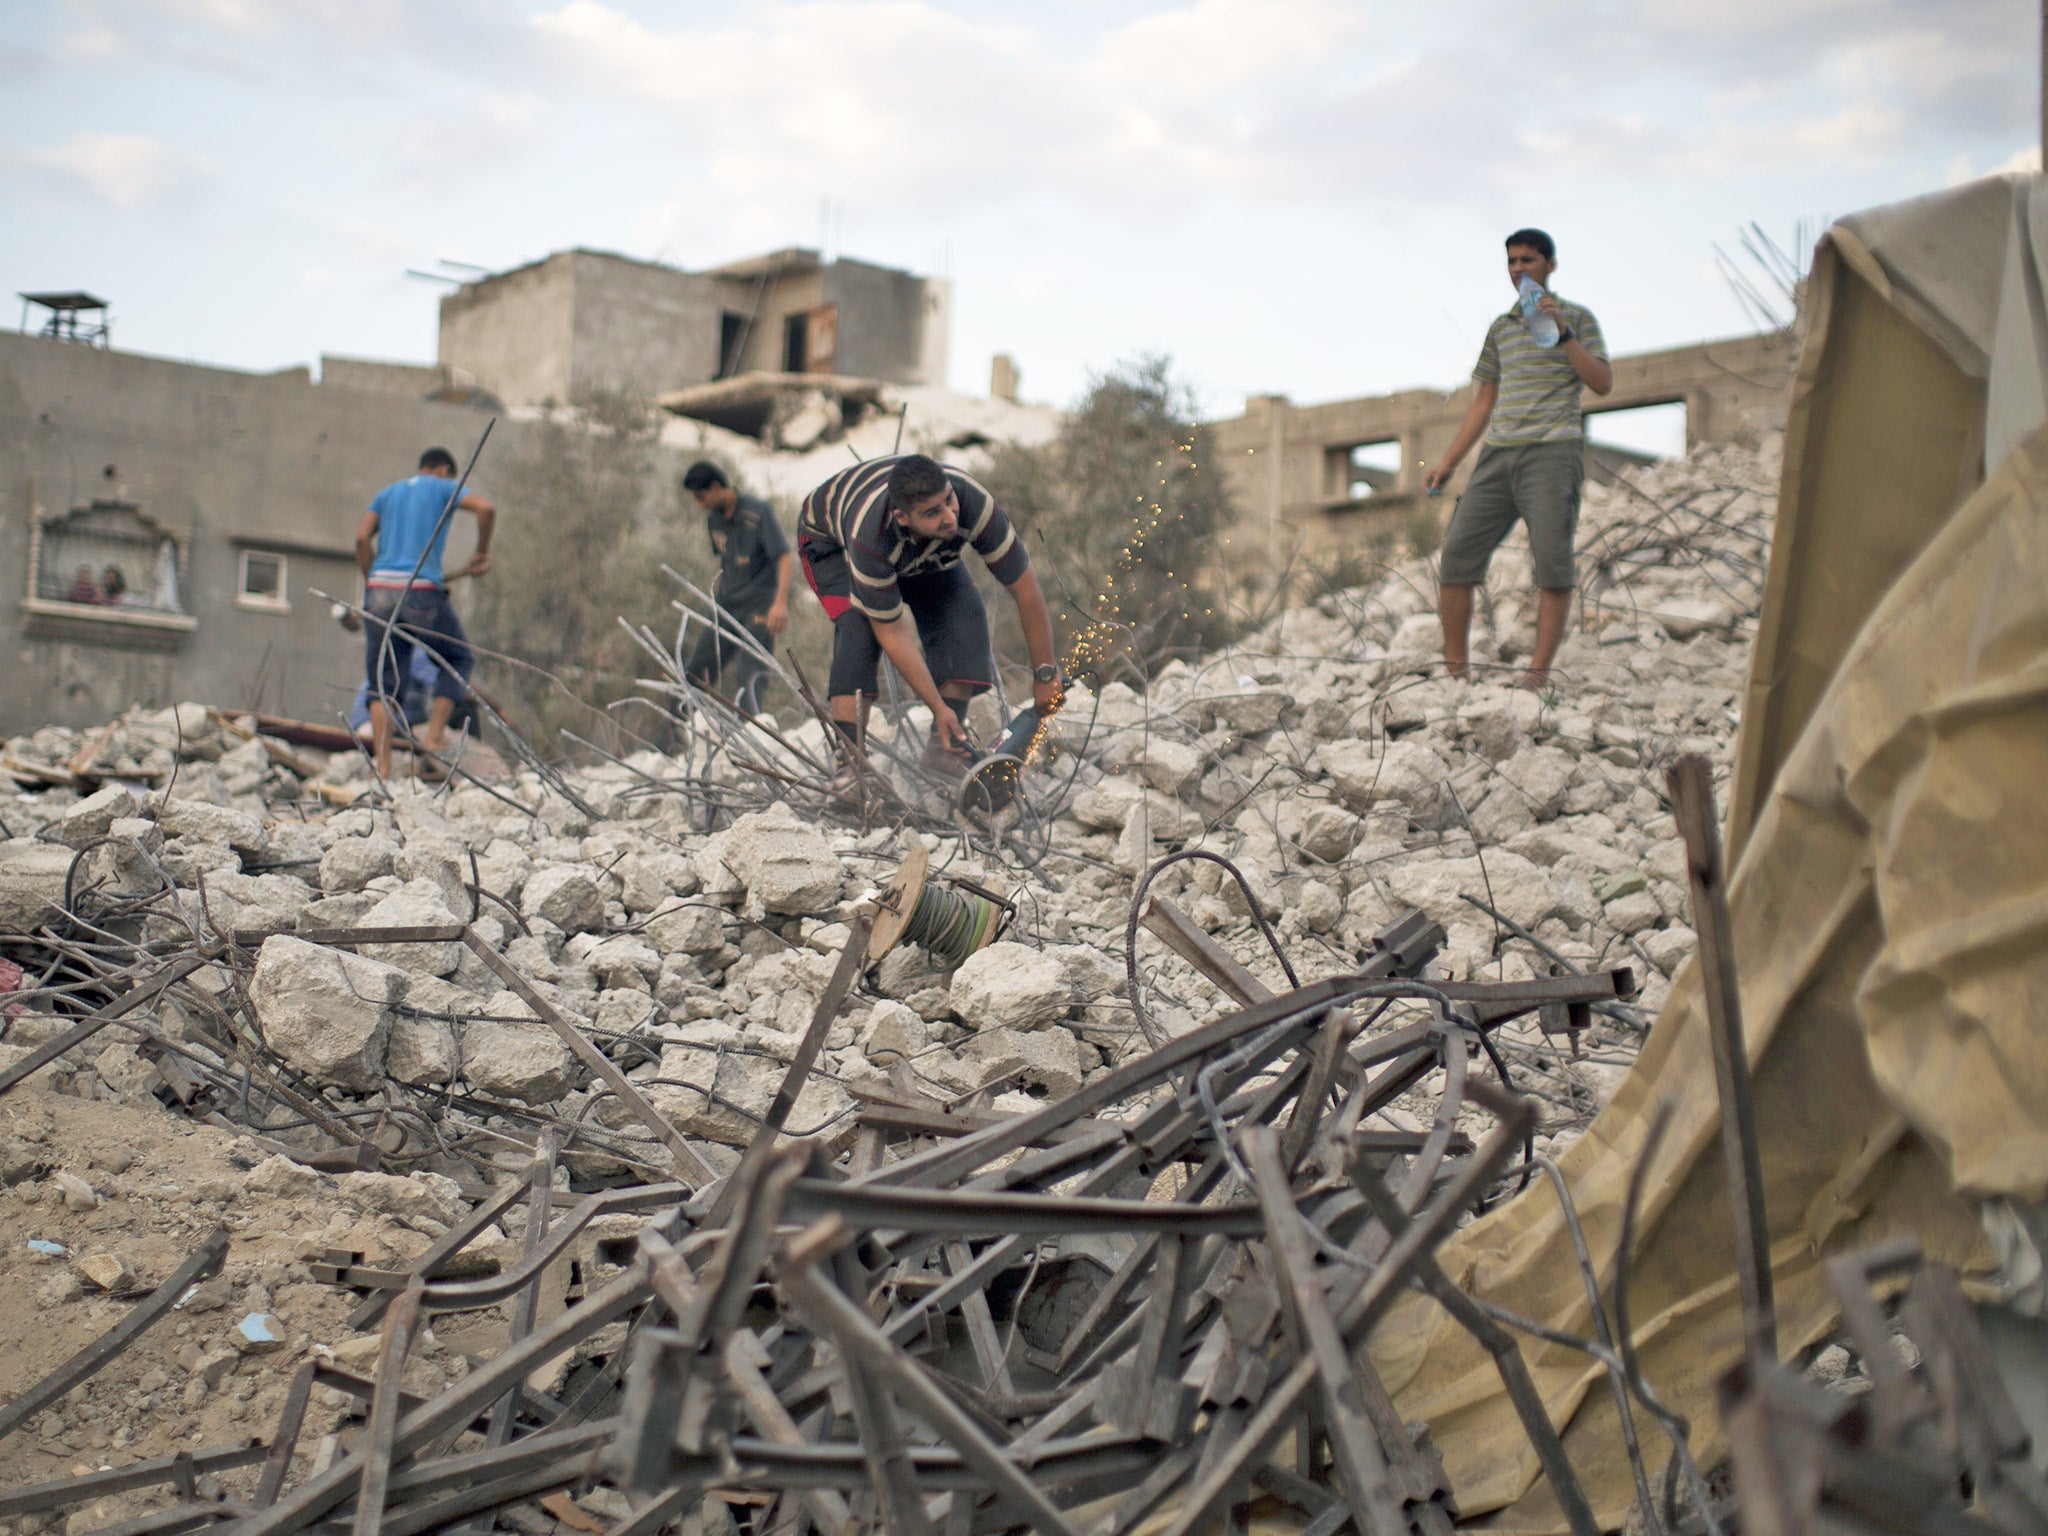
0, 246, 952, 734
436, 247, 951, 408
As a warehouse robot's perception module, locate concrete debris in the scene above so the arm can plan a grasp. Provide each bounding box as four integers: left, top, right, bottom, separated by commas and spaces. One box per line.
0, 435, 1782, 1517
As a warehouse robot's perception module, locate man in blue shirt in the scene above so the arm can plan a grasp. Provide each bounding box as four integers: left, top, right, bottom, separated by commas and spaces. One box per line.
354, 446, 495, 779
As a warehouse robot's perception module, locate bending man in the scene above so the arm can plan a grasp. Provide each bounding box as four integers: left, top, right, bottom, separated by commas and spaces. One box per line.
355, 446, 494, 779
797, 453, 1060, 780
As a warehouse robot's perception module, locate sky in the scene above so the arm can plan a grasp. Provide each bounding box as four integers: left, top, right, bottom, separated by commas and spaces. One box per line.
0, 0, 2038, 451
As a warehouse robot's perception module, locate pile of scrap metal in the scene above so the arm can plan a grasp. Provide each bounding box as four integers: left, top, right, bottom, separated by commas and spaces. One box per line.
0, 858, 1651, 1536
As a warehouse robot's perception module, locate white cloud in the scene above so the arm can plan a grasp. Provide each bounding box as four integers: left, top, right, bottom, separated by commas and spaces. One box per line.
9, 130, 212, 208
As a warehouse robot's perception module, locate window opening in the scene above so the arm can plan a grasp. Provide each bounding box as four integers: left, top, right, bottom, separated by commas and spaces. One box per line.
238, 550, 289, 611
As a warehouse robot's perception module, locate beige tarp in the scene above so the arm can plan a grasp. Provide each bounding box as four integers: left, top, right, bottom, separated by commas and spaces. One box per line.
1370, 171, 2048, 1533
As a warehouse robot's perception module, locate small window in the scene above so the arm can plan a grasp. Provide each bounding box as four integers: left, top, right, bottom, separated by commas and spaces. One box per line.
238, 550, 288, 611
1328, 439, 1403, 501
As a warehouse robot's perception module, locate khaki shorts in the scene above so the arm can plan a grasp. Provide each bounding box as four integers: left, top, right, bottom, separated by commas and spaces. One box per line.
1438, 438, 1584, 589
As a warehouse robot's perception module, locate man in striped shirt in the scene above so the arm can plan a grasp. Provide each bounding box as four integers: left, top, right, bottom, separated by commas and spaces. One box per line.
798, 453, 1061, 777
1424, 228, 1613, 690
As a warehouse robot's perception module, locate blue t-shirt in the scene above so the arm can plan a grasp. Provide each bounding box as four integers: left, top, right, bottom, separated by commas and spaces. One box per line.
368, 474, 469, 586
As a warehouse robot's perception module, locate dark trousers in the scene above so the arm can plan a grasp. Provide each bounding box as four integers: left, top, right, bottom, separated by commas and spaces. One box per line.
685, 609, 775, 714
364, 585, 473, 707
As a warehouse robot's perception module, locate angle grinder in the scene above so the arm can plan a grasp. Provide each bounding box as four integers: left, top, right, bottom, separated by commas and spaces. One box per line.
958, 703, 1048, 818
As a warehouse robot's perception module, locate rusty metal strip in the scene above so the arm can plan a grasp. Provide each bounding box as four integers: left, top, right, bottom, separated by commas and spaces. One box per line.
780, 1218, 1080, 1536
351, 1279, 424, 1536
1668, 753, 1777, 1361
0, 952, 211, 1097
253, 1364, 317, 1510
0, 1442, 265, 1518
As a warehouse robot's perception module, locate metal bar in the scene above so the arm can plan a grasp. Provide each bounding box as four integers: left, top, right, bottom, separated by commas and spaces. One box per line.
0, 1442, 265, 1518
786, 1181, 1267, 1238
0, 1226, 229, 1442
348, 1173, 535, 1330
231, 1268, 652, 1536
1353, 1165, 1602, 1536
723, 1331, 854, 1536
254, 1364, 316, 1509
782, 1221, 1082, 1536
1157, 1090, 1535, 1536
1247, 1126, 1406, 1536
819, 1249, 937, 1536
351, 1279, 424, 1536
1667, 752, 1776, 1361
1142, 897, 1273, 1005
0, 952, 210, 1096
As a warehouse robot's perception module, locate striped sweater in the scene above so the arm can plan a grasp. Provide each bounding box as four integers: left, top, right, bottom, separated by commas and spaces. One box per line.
797, 456, 1029, 622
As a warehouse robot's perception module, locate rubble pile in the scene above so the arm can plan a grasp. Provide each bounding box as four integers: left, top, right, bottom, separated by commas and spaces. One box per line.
0, 436, 1779, 1530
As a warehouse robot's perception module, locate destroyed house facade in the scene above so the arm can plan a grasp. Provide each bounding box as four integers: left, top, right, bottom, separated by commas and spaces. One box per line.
435, 247, 951, 409
0, 332, 527, 735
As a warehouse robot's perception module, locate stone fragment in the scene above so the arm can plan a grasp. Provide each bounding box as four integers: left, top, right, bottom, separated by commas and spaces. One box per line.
55, 785, 141, 849
463, 994, 574, 1103
1498, 745, 1576, 820
155, 798, 268, 857
1317, 738, 1455, 827
718, 810, 842, 916
339, 1170, 467, 1226
1139, 739, 1206, 796
1640, 924, 1696, 977
51, 1172, 100, 1211
645, 904, 726, 956
0, 841, 75, 931
245, 1155, 327, 1199
522, 866, 608, 935
1592, 869, 1648, 903
233, 1313, 286, 1354
1291, 805, 1363, 863
587, 935, 661, 991
320, 836, 400, 894
1383, 851, 1598, 934
1603, 890, 1663, 936
361, 880, 465, 976
248, 934, 409, 1091
1295, 879, 1342, 934
956, 1026, 1085, 1099
74, 1252, 132, 1291
950, 943, 1072, 1031
858, 1000, 927, 1064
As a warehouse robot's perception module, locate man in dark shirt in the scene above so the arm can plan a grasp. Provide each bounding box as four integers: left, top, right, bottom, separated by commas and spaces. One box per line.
681, 460, 792, 716
797, 452, 1061, 778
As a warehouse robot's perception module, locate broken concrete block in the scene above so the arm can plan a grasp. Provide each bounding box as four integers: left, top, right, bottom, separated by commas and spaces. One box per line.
1499, 745, 1576, 821
462, 993, 575, 1103
957, 1025, 1085, 1099
950, 943, 1071, 1032
340, 1170, 467, 1226
1640, 924, 1696, 977
521, 866, 607, 935
248, 934, 408, 1091
1591, 868, 1648, 903
1604, 890, 1663, 936
319, 835, 400, 894
361, 879, 465, 976
1290, 804, 1364, 863
858, 1000, 928, 1065
1318, 738, 1455, 827
55, 785, 141, 849
385, 975, 476, 1086
1139, 739, 1206, 796
155, 797, 268, 858
587, 934, 661, 992
719, 809, 842, 916
645, 903, 726, 956
1295, 879, 1342, 934
0, 840, 76, 931
246, 1155, 327, 1199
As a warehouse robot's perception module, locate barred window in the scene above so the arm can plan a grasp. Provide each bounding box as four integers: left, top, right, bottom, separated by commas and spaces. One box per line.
32, 500, 185, 613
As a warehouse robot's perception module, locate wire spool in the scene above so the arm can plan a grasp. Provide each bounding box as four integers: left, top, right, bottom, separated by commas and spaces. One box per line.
866, 844, 1010, 968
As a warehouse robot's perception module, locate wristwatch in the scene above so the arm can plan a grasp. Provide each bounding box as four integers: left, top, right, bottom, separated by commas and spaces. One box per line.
1556, 327, 1576, 346
1033, 664, 1060, 684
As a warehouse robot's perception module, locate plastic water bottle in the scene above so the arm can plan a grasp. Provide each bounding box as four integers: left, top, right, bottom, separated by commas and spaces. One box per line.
1517, 273, 1560, 347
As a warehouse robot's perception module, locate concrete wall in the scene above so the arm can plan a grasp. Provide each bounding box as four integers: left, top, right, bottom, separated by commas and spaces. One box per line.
565, 252, 725, 402
1208, 329, 1799, 565
320, 355, 450, 397
823, 260, 951, 386
0, 332, 512, 734
438, 256, 576, 406
720, 269, 827, 375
